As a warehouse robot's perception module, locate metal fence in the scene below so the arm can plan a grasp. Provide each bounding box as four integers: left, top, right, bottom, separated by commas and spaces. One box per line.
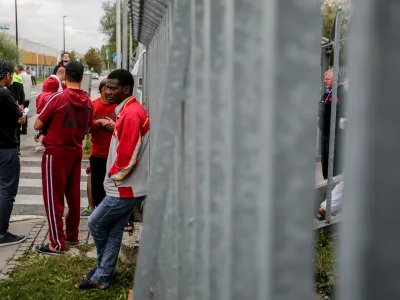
130, 0, 398, 299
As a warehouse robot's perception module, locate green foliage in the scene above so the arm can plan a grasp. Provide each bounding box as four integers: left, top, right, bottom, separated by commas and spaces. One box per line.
99, 0, 138, 70
69, 50, 78, 61
84, 48, 103, 73
0, 33, 20, 64
321, 0, 351, 64
315, 231, 335, 296
0, 254, 135, 300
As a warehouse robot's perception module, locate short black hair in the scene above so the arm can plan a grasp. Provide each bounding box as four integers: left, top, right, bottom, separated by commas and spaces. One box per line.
65, 61, 84, 83
99, 78, 107, 93
108, 69, 134, 94
0, 60, 14, 79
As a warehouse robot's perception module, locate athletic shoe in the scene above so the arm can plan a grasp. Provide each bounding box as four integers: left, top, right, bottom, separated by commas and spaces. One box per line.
0, 232, 26, 247
81, 207, 94, 218
35, 144, 45, 152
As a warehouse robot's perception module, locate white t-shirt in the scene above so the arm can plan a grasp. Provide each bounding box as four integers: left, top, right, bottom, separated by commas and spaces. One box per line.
19, 72, 32, 101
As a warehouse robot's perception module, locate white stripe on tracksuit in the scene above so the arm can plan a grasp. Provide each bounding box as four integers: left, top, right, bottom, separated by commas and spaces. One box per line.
45, 154, 61, 250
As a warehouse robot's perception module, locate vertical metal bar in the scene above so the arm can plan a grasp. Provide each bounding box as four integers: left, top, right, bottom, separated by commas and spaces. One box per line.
206, 0, 234, 299
129, 25, 133, 69
325, 9, 342, 224
192, 2, 206, 299
116, 0, 122, 69
123, 0, 129, 69
257, 0, 320, 299
340, 1, 400, 299
133, 0, 191, 298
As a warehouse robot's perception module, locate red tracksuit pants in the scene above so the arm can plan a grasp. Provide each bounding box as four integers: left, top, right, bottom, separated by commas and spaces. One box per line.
42, 149, 82, 251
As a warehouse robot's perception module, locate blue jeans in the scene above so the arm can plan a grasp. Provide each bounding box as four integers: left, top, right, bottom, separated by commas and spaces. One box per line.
88, 195, 145, 286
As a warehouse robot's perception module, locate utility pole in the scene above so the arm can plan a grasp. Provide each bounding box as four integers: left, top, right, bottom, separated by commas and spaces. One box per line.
122, 0, 128, 69
63, 16, 67, 53
116, 0, 122, 69
15, 0, 18, 45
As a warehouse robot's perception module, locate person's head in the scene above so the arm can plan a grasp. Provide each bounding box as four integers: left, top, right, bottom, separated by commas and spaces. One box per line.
61, 52, 70, 66
15, 65, 24, 75
106, 69, 134, 105
99, 78, 108, 98
65, 61, 84, 88
0, 60, 15, 87
324, 69, 341, 89
56, 67, 66, 81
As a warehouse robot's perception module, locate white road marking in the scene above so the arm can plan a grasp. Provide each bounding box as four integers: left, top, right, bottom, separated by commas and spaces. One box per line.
20, 166, 86, 175
19, 178, 86, 190
15, 194, 88, 207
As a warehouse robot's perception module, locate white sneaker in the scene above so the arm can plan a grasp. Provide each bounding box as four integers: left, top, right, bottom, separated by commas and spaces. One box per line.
35, 144, 45, 152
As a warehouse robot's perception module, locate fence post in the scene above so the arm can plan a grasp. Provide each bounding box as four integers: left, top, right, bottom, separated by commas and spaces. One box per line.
340, 0, 400, 298
325, 8, 342, 224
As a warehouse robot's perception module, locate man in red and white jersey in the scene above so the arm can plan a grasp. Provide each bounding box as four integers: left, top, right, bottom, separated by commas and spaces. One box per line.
77, 69, 149, 290
34, 61, 93, 255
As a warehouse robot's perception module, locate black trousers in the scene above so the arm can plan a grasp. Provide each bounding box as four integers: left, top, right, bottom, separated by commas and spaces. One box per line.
321, 134, 343, 180
0, 148, 20, 235
90, 156, 108, 207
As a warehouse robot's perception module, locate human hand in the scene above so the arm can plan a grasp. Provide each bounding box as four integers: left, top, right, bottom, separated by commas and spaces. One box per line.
105, 117, 115, 131
96, 119, 108, 127
18, 114, 26, 124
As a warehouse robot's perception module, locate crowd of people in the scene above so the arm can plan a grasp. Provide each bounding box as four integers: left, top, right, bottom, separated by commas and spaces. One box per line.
0, 56, 150, 290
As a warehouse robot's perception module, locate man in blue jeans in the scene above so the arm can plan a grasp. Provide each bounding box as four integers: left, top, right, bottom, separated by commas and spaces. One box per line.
76, 69, 150, 290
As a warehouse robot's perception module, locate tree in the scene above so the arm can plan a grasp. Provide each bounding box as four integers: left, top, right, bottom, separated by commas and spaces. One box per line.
84, 48, 103, 73
322, 0, 350, 40
0, 33, 20, 64
99, 0, 138, 69
69, 50, 78, 61
321, 0, 351, 65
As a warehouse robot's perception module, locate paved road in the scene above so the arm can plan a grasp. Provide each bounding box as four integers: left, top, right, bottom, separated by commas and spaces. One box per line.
12, 77, 104, 216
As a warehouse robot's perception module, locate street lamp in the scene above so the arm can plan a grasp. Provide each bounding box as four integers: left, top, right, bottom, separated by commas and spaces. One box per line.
63, 16, 67, 53
15, 0, 18, 45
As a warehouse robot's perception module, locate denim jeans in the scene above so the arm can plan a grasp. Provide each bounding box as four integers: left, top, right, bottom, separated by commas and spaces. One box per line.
88, 195, 145, 286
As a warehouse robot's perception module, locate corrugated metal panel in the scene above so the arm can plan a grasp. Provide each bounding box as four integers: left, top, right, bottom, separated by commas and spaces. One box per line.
132, 0, 322, 299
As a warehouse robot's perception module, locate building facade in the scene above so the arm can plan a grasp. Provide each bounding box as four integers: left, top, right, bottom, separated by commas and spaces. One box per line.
18, 38, 59, 78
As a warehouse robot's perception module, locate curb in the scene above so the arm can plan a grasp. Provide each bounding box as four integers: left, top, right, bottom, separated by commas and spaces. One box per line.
10, 216, 46, 223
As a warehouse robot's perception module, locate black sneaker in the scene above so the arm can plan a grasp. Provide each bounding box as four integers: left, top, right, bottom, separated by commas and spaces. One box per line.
0, 232, 26, 247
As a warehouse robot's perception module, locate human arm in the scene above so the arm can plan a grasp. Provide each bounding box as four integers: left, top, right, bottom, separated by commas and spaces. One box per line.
3, 90, 22, 122
34, 95, 58, 130
108, 117, 141, 181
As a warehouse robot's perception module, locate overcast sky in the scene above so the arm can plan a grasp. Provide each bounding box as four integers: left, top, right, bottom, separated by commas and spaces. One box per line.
0, 0, 106, 54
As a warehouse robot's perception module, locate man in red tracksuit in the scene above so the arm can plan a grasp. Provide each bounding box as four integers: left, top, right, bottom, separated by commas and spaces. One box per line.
34, 61, 93, 255
80, 79, 117, 217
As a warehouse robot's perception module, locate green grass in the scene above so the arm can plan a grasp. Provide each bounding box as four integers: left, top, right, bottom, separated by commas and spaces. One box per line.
0, 254, 135, 300
36, 77, 45, 85
315, 231, 335, 295
83, 136, 91, 160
